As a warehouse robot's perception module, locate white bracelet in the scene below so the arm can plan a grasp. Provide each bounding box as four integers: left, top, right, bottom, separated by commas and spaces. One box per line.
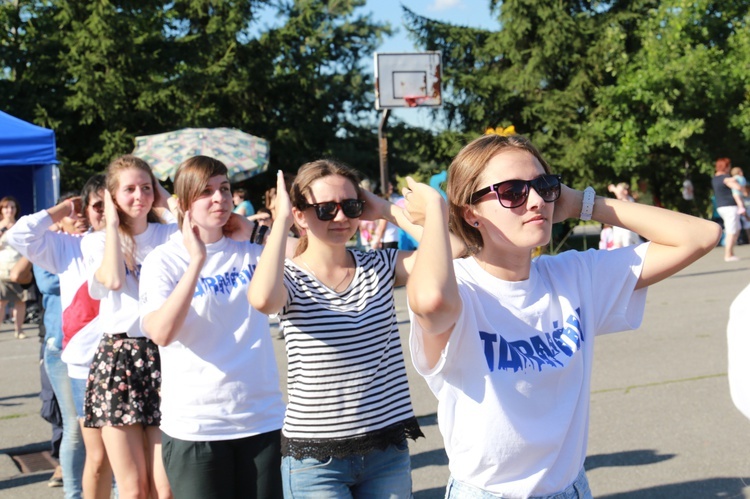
580, 186, 595, 221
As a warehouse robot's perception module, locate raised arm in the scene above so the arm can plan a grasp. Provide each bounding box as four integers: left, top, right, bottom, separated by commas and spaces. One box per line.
94, 190, 126, 290
555, 184, 721, 289
142, 211, 206, 346
248, 171, 292, 315
403, 177, 462, 368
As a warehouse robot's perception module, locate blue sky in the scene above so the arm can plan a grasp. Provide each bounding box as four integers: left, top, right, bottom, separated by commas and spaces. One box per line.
256, 1, 498, 128
367, 0, 498, 52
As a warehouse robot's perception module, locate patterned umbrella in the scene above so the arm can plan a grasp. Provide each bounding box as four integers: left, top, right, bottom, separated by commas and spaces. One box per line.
132, 127, 270, 182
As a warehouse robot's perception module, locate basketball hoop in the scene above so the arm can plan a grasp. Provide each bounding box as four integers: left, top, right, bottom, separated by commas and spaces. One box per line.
404, 95, 430, 108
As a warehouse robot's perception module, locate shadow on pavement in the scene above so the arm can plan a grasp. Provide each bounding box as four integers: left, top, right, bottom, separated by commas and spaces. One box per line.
585, 449, 675, 470
0, 441, 49, 456
0, 392, 39, 407
597, 477, 750, 498
0, 472, 51, 490
411, 448, 448, 470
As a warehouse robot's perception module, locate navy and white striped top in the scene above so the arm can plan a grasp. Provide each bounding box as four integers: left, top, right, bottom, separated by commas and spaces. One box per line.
280, 248, 419, 455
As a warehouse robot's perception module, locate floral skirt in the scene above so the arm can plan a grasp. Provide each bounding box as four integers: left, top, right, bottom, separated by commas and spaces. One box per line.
83, 334, 162, 428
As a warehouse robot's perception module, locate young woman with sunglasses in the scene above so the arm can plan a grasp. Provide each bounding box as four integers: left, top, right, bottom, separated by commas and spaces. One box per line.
249, 160, 425, 497
404, 134, 720, 499
138, 156, 285, 498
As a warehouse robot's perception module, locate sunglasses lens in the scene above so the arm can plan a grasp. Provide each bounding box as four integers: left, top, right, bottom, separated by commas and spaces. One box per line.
497, 181, 529, 208
341, 200, 364, 218
315, 202, 338, 221
533, 175, 561, 202
91, 202, 104, 213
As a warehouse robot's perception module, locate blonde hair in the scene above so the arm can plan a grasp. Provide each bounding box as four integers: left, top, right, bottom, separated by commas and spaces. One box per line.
105, 155, 162, 273
290, 159, 362, 256
731, 166, 744, 177
173, 156, 229, 226
447, 134, 551, 254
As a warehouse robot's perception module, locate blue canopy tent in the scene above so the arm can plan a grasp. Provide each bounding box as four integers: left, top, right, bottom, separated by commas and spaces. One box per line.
0, 111, 59, 215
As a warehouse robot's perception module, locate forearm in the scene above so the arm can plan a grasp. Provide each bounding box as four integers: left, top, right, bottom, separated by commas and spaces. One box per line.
95, 226, 125, 290
408, 199, 460, 331
591, 196, 721, 287
247, 220, 289, 314
142, 261, 203, 346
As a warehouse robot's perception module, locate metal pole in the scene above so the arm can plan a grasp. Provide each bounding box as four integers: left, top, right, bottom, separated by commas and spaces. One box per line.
378, 109, 391, 196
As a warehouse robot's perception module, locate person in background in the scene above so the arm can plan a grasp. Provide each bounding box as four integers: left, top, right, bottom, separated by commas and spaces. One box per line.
357, 179, 377, 251
599, 223, 614, 250
713, 157, 746, 262
249, 162, 425, 497
372, 182, 401, 250
730, 166, 750, 244
6, 181, 114, 499
81, 155, 176, 499
232, 187, 256, 217
1, 196, 29, 339
607, 182, 640, 248
404, 133, 720, 498
140, 155, 285, 498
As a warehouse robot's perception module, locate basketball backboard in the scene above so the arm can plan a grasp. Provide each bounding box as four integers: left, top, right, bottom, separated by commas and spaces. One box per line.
374, 52, 443, 109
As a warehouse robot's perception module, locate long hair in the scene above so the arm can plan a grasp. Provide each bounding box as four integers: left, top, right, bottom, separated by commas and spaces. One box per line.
290, 159, 362, 256
447, 134, 552, 255
173, 155, 229, 226
105, 155, 162, 273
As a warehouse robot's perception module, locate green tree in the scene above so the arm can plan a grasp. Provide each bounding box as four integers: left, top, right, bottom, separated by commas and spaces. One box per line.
403, 0, 750, 214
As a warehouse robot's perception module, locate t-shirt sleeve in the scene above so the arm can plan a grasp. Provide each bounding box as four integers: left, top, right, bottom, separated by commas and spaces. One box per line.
586, 242, 649, 334
80, 231, 109, 299
408, 260, 470, 378
728, 283, 750, 421
138, 249, 177, 335
5, 211, 70, 274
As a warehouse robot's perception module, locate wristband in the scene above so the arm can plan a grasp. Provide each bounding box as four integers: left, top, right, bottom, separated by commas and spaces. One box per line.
580, 186, 595, 221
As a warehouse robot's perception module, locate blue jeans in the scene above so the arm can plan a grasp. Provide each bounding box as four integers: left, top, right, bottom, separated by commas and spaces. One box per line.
445, 468, 592, 499
45, 340, 86, 499
70, 377, 86, 419
281, 440, 412, 498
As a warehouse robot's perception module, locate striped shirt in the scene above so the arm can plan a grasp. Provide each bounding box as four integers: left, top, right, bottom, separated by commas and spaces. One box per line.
280, 248, 416, 442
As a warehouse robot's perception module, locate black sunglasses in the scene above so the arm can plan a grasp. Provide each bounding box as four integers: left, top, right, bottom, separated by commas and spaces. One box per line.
303, 199, 365, 221
470, 174, 562, 208
89, 201, 104, 213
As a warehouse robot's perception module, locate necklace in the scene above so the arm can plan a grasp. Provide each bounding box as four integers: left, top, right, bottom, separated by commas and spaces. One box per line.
300, 259, 351, 292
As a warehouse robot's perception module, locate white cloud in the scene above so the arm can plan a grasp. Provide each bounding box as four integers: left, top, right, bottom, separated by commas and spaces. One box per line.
428, 0, 463, 12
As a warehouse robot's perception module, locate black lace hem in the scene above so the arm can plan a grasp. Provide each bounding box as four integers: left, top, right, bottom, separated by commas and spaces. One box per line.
282, 417, 424, 460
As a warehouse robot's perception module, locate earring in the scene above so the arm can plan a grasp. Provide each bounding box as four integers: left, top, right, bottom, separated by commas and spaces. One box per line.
473, 222, 479, 227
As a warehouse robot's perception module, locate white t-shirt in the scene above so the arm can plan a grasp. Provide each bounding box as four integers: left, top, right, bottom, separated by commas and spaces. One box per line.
409, 244, 649, 498
81, 222, 177, 337
728, 283, 750, 421
6, 211, 101, 378
139, 236, 285, 441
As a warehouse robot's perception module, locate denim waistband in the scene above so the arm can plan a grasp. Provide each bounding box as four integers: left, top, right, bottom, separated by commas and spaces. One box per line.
446, 468, 592, 499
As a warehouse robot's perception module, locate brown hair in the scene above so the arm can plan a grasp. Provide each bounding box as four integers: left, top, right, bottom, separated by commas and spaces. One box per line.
174, 156, 229, 226
0, 196, 19, 222
290, 159, 362, 256
447, 134, 552, 254
105, 155, 162, 272
715, 157, 732, 175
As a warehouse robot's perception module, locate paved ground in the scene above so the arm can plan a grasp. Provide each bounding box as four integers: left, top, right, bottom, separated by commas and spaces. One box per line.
2, 244, 750, 498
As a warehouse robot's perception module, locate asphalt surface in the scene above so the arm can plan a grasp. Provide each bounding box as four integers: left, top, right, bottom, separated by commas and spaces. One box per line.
1, 244, 750, 498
